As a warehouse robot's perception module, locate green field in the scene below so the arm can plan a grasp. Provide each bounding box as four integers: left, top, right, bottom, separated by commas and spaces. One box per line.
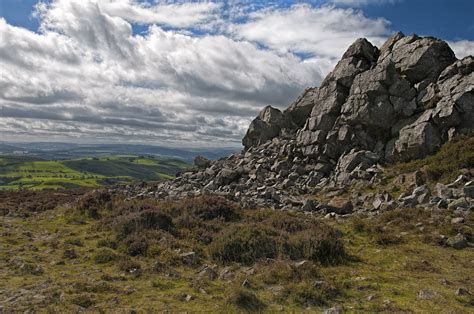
0, 155, 190, 190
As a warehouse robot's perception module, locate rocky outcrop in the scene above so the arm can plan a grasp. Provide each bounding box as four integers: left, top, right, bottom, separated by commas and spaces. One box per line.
242, 106, 295, 149
124, 32, 473, 214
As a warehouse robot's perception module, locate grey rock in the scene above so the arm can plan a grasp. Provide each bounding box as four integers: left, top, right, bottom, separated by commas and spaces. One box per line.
451, 217, 465, 224
302, 199, 318, 211
448, 198, 469, 210
324, 305, 343, 314
393, 119, 441, 161
194, 156, 211, 168
455, 287, 470, 296
243, 106, 293, 149
337, 149, 380, 175
435, 183, 452, 199
446, 233, 467, 249
418, 288, 438, 300
463, 185, 474, 198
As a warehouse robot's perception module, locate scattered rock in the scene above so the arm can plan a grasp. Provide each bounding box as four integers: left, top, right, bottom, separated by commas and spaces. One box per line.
418, 288, 438, 300
451, 217, 465, 224
455, 287, 470, 296
194, 156, 211, 168
324, 305, 343, 314
446, 233, 468, 249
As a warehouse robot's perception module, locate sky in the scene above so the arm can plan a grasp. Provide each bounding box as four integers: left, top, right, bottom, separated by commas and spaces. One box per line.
0, 0, 473, 147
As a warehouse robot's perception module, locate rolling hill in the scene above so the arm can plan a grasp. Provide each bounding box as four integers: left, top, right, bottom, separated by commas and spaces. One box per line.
0, 155, 190, 190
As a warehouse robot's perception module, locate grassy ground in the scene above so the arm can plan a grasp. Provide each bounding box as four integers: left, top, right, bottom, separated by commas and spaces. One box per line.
0, 155, 189, 190
0, 191, 472, 312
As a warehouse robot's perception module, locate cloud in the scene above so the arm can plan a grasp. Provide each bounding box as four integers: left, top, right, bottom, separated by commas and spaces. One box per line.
0, 1, 329, 146
448, 40, 474, 59
329, 0, 400, 6
232, 4, 389, 60
34, 0, 221, 29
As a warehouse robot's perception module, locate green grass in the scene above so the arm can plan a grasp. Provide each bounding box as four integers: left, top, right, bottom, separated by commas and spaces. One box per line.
388, 134, 474, 184
0, 155, 190, 190
0, 192, 472, 312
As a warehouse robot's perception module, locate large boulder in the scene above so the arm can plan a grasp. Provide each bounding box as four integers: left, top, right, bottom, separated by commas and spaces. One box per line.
242, 106, 294, 149
385, 35, 457, 86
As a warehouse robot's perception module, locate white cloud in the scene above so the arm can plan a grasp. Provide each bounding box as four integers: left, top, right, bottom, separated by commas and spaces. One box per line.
96, 0, 222, 28
329, 0, 400, 6
232, 4, 389, 60
1, 1, 338, 146
448, 40, 474, 59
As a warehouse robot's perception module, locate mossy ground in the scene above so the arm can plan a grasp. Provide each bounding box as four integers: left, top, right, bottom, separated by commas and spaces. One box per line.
0, 191, 472, 312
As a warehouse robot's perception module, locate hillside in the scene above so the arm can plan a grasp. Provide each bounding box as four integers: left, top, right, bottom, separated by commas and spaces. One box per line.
0, 155, 190, 190
0, 150, 472, 312
0, 32, 472, 312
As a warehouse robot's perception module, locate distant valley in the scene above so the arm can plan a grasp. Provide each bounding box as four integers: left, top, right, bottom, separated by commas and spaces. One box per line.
0, 142, 237, 190
0, 155, 191, 190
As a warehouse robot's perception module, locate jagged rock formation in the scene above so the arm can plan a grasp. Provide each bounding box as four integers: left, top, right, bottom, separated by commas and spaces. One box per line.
125, 33, 473, 213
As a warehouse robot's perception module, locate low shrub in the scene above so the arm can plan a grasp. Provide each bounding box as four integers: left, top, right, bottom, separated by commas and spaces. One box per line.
97, 238, 118, 250
70, 293, 96, 308
65, 238, 83, 247
283, 228, 347, 265
179, 195, 241, 221
94, 248, 120, 264
351, 217, 368, 233
225, 288, 266, 312
209, 224, 279, 265
373, 233, 403, 246
62, 248, 78, 259
258, 260, 320, 285
118, 257, 141, 273
74, 190, 112, 219
117, 210, 173, 239
264, 211, 313, 233
283, 281, 340, 307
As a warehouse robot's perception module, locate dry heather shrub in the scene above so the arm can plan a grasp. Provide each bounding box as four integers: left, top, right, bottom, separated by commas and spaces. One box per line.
116, 210, 173, 239
282, 280, 342, 307
120, 229, 170, 256
264, 211, 313, 233
373, 233, 404, 246
118, 257, 141, 272
283, 227, 347, 265
209, 224, 279, 265
93, 248, 120, 264
210, 221, 347, 266
74, 190, 112, 219
225, 288, 266, 312
257, 260, 320, 285
178, 195, 241, 221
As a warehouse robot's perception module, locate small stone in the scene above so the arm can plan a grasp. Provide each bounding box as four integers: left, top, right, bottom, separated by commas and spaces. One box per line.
314, 280, 325, 288
367, 294, 377, 301
62, 248, 77, 259
446, 233, 467, 249
324, 305, 343, 314
451, 217, 465, 224
463, 185, 474, 198
455, 287, 470, 296
180, 252, 198, 265
418, 288, 437, 300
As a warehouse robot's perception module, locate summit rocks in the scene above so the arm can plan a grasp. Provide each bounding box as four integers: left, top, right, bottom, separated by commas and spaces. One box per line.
124, 33, 473, 213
